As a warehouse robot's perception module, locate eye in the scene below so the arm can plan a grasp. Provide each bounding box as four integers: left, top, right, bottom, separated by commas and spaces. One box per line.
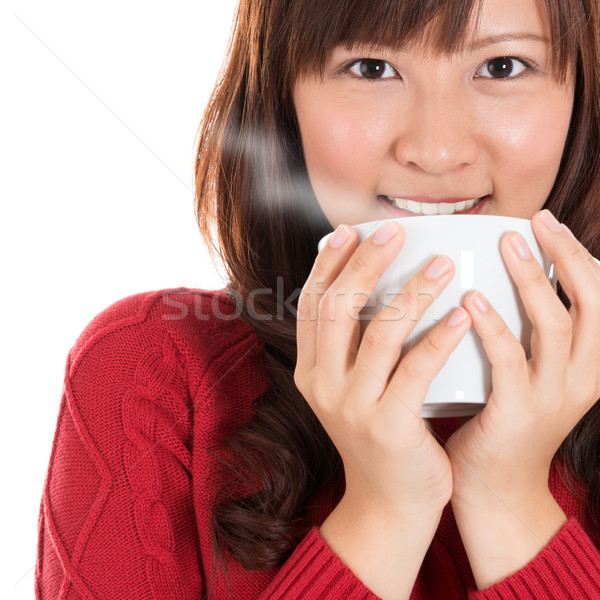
475, 56, 532, 80
347, 59, 398, 80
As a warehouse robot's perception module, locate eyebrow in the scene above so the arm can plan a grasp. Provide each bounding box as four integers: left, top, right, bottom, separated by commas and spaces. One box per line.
468, 33, 550, 52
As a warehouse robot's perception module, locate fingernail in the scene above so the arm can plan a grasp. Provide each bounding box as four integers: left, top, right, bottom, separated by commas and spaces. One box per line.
424, 256, 451, 280
373, 222, 398, 245
472, 292, 489, 313
330, 225, 350, 248
447, 307, 468, 327
540, 210, 562, 233
510, 233, 532, 260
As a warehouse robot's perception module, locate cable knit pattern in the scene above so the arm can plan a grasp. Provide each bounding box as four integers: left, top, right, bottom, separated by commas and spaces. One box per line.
36, 287, 600, 599
121, 338, 187, 599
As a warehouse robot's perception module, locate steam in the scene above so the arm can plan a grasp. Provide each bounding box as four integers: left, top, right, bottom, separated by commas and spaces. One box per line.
221, 123, 332, 230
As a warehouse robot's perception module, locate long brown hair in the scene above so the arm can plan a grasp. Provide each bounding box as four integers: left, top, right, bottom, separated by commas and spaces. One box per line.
194, 0, 600, 578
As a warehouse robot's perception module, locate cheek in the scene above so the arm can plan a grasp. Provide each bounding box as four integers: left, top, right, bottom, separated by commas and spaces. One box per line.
299, 99, 387, 184
487, 95, 572, 181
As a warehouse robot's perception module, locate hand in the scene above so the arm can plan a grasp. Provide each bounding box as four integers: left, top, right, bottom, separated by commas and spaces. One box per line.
295, 221, 472, 523
446, 209, 600, 509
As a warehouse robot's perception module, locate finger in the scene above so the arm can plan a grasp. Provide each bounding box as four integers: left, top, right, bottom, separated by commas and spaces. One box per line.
499, 231, 571, 382
316, 221, 405, 375
351, 255, 455, 400
531, 210, 600, 367
531, 210, 600, 306
378, 307, 472, 419
563, 225, 600, 275
296, 224, 358, 373
463, 291, 529, 413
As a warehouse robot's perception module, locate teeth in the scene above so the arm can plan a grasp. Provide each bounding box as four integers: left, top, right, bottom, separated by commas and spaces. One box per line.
389, 196, 481, 215
438, 202, 455, 215
421, 202, 439, 215
406, 200, 421, 213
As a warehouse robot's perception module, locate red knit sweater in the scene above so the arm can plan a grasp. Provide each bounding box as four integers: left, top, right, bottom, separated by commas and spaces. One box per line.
36, 287, 600, 599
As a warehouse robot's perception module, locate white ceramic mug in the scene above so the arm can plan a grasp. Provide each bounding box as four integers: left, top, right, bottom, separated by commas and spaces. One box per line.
318, 215, 556, 418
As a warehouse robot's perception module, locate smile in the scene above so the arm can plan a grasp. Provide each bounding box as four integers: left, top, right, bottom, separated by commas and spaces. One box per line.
384, 195, 487, 215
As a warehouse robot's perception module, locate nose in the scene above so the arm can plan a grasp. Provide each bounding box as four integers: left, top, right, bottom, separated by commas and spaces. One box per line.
393, 90, 479, 174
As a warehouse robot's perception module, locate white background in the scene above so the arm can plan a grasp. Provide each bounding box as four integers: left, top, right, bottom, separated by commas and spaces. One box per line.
1, 1, 238, 597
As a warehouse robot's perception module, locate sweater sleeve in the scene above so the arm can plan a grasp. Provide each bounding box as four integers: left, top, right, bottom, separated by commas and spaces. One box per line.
35, 307, 203, 599
258, 527, 381, 599
467, 518, 600, 599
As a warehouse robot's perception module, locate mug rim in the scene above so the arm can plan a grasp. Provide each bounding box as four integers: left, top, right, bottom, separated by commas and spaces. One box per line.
318, 214, 535, 251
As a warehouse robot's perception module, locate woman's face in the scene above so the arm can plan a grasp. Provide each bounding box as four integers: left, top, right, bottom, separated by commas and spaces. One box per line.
293, 0, 575, 227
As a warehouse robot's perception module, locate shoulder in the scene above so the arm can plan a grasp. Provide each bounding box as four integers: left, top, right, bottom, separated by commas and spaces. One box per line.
67, 287, 267, 399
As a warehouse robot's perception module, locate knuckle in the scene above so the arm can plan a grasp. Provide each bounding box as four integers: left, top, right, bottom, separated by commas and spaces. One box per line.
392, 280, 435, 323
564, 241, 583, 262
528, 268, 549, 288
490, 320, 509, 341
299, 259, 340, 320
395, 280, 420, 313
362, 320, 388, 353
405, 277, 434, 305
311, 255, 329, 278
400, 278, 419, 303
502, 347, 526, 369
313, 277, 330, 295
419, 330, 444, 358
398, 353, 422, 380
548, 314, 572, 340
298, 279, 332, 322
296, 287, 312, 319
317, 293, 337, 322
348, 248, 371, 275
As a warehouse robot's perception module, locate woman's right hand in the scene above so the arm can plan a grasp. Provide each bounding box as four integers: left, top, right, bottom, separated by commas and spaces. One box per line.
295, 221, 473, 525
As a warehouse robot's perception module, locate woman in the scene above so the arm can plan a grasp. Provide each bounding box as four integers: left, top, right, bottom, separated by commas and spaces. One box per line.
37, 0, 600, 598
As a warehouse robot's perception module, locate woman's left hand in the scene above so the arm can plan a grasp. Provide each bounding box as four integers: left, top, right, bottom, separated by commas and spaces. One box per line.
446, 208, 600, 509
